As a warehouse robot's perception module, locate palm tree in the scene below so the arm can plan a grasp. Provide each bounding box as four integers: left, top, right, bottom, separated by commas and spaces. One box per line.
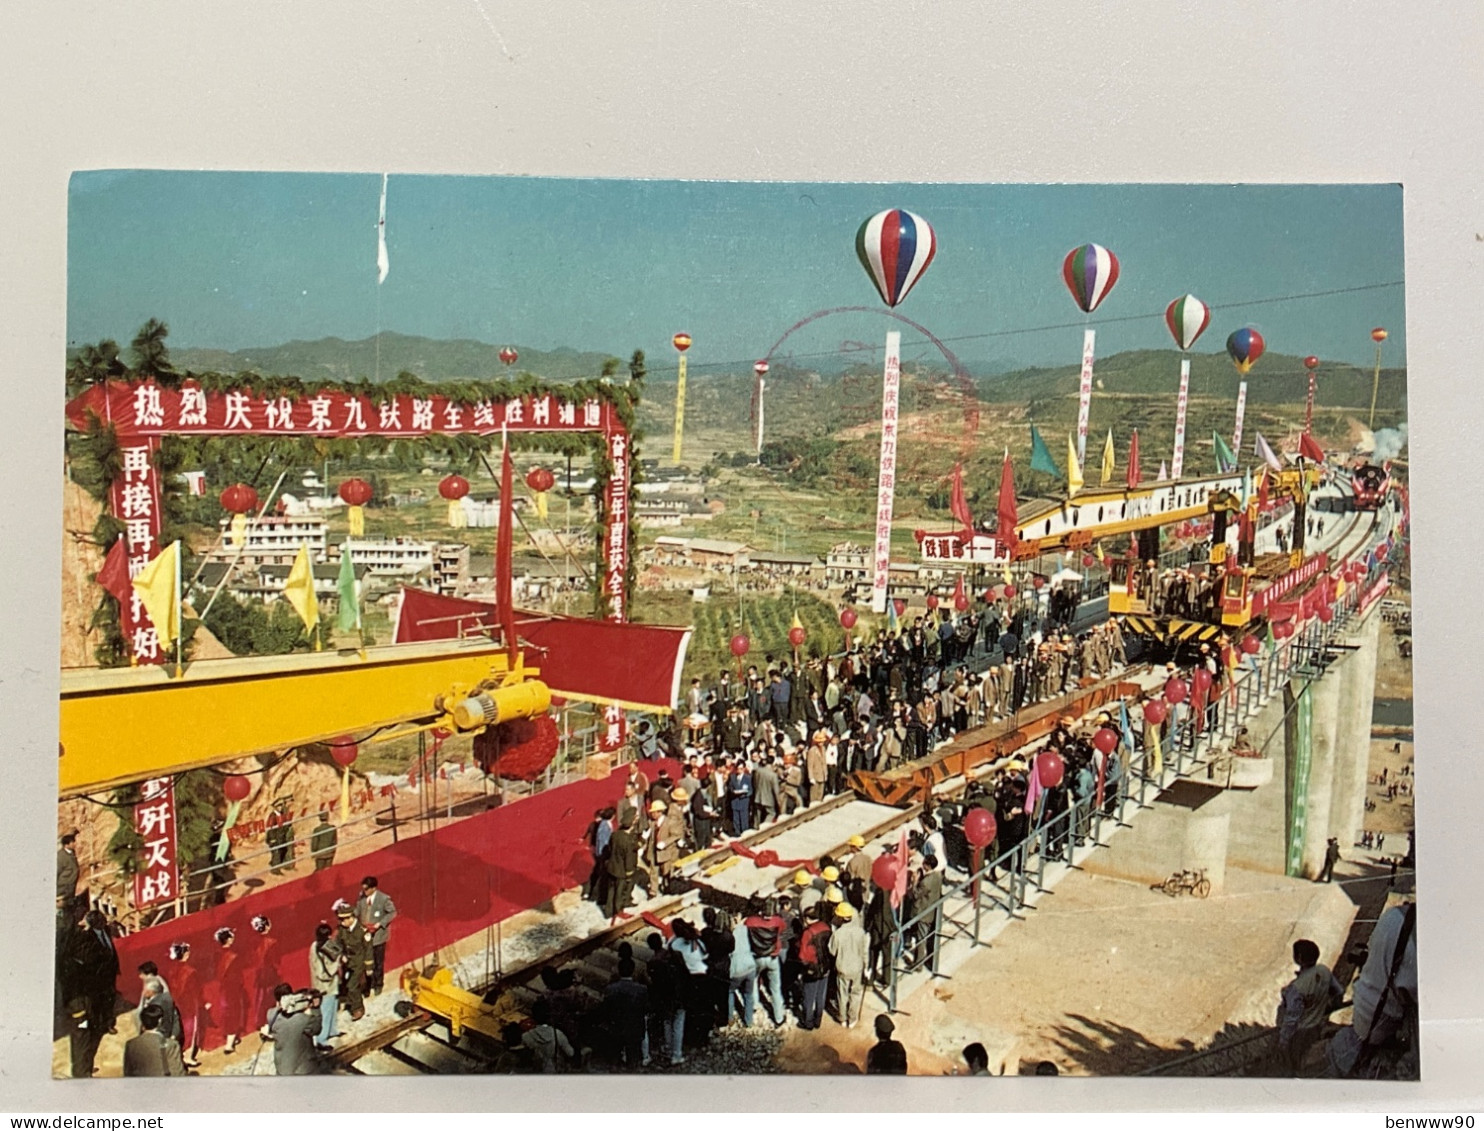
66, 339, 126, 395
131, 318, 179, 386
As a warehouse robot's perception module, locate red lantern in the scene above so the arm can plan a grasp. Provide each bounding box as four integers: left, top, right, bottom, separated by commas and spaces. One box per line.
1143, 699, 1169, 726
525, 467, 555, 493
839, 607, 858, 630
223, 774, 251, 802
729, 634, 751, 658
330, 736, 359, 768
1241, 634, 1261, 655
498, 346, 519, 367
1003, 585, 1017, 599
439, 474, 470, 501
1164, 677, 1189, 705
871, 853, 901, 891
788, 625, 806, 648
963, 808, 998, 848
338, 478, 373, 507
1303, 355, 1320, 370
1093, 727, 1119, 755
672, 332, 692, 352
926, 593, 939, 611
1191, 668, 1213, 696
1037, 751, 1065, 789
219, 483, 260, 515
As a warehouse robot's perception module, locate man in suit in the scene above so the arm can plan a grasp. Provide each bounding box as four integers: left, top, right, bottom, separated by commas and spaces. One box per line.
603, 814, 641, 920
354, 876, 397, 995
57, 831, 81, 916
263, 984, 324, 1076
911, 855, 945, 971
61, 908, 120, 1077
123, 1003, 186, 1077
137, 974, 182, 1047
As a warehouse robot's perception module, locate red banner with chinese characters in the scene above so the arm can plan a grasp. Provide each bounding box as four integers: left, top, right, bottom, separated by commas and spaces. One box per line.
597, 702, 629, 754
111, 437, 164, 663
132, 776, 178, 910
603, 428, 631, 622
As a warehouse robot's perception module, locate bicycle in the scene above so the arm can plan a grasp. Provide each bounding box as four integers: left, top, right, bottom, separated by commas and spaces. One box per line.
1155, 867, 1210, 899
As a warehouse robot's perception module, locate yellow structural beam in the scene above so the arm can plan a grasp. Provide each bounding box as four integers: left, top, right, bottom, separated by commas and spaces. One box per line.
59, 639, 542, 797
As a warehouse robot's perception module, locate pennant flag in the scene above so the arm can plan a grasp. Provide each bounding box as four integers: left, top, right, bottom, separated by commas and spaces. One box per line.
890, 827, 911, 910
886, 599, 900, 637
952, 573, 966, 612
1241, 467, 1253, 507
1022, 425, 1057, 480
1213, 431, 1237, 473
131, 541, 183, 648
96, 536, 132, 607
1299, 431, 1326, 464
1254, 432, 1283, 472
336, 544, 361, 634
1126, 428, 1142, 489
949, 462, 974, 531
1157, 460, 1168, 482
377, 174, 390, 284
497, 437, 517, 658
996, 449, 1019, 552
1100, 429, 1116, 486
1093, 542, 1106, 565
1257, 467, 1271, 510
1001, 561, 1013, 585
1066, 434, 1084, 497
283, 542, 321, 647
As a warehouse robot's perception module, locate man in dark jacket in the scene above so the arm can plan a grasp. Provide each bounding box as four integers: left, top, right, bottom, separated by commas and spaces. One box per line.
61, 908, 120, 1077
309, 812, 338, 871
333, 903, 371, 1021
604, 816, 641, 920
602, 957, 650, 1069
865, 1013, 908, 1073
123, 1003, 186, 1077
264, 983, 323, 1076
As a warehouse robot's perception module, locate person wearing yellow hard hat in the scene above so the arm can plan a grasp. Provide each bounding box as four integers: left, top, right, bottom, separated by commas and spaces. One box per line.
829, 897, 869, 1029
821, 865, 840, 884
825, 885, 844, 904
843, 835, 873, 898
653, 793, 688, 893
798, 870, 824, 916
639, 800, 668, 898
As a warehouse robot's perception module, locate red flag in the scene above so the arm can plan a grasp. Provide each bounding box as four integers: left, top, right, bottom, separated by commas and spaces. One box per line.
890, 826, 910, 910
952, 573, 966, 609
949, 462, 974, 532
497, 440, 517, 658
1257, 468, 1270, 510
1126, 429, 1142, 489
1299, 431, 1325, 463
996, 450, 1018, 553
96, 536, 132, 606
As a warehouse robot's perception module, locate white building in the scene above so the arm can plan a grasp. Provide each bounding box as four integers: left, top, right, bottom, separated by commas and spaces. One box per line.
335, 537, 436, 577
207, 515, 329, 567
825, 542, 870, 585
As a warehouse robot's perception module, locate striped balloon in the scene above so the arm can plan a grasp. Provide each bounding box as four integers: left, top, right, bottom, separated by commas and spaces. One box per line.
1226, 327, 1265, 374
855, 209, 936, 308
1062, 243, 1120, 313
1164, 294, 1211, 350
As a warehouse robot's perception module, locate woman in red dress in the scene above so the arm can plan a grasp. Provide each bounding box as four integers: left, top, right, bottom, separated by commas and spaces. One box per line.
167, 941, 203, 1067
208, 927, 248, 1054
247, 915, 283, 1032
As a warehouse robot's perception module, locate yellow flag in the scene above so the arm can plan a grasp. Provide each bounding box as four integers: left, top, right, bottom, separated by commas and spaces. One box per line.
1067, 434, 1084, 497
283, 542, 321, 645
1094, 542, 1106, 564
1101, 429, 1115, 485
131, 541, 182, 647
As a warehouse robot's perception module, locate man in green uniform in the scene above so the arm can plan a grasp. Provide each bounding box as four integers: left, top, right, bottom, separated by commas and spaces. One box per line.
333, 903, 371, 1021
310, 812, 338, 871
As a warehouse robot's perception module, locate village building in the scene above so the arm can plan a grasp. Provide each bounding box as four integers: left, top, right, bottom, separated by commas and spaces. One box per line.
206, 515, 329, 567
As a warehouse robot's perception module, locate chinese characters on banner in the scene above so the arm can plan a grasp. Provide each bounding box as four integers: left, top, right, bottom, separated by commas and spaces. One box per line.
1171, 357, 1191, 480
604, 428, 631, 622
1232, 380, 1249, 459
110, 434, 164, 663
1076, 328, 1096, 464
132, 777, 178, 910
870, 332, 902, 615
597, 702, 628, 754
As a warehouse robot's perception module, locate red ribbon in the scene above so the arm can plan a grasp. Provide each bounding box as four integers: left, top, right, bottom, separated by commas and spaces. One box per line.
729, 840, 821, 875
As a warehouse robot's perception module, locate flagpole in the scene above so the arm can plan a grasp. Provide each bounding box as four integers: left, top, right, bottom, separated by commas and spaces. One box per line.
174, 539, 183, 677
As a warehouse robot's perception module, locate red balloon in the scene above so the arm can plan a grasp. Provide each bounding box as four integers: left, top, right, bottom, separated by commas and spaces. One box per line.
223, 774, 251, 802
1003, 585, 1017, 599
1274, 621, 1294, 640
438, 474, 470, 501
1164, 677, 1189, 705
330, 736, 359, 767
1241, 634, 1261, 655
839, 607, 858, 630
1037, 751, 1065, 789
219, 483, 260, 515
1143, 699, 1168, 725
1082, 554, 1096, 568
729, 634, 751, 658
1371, 327, 1388, 343
1093, 727, 1119, 755
788, 626, 806, 648
338, 477, 373, 507
926, 593, 939, 610
1191, 668, 1213, 695
963, 808, 998, 848
871, 853, 901, 891
672, 332, 693, 352
753, 360, 769, 377
954, 592, 969, 612
893, 598, 907, 617
1317, 605, 1334, 623
982, 589, 996, 603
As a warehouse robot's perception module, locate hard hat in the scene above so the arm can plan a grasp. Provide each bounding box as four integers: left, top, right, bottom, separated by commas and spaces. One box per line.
822, 866, 840, 882
670, 787, 689, 802
794, 870, 812, 887
835, 903, 856, 920
649, 800, 667, 813
826, 886, 844, 903
848, 835, 866, 849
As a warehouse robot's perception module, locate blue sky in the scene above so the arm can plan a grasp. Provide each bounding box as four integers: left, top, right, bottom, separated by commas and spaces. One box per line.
68, 173, 1406, 374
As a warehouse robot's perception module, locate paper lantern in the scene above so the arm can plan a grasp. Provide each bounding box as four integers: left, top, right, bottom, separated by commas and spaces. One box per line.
871, 853, 901, 891
1241, 634, 1261, 655
439, 474, 470, 527
1164, 677, 1189, 705
525, 466, 555, 520
220, 483, 260, 548
338, 477, 373, 537
223, 774, 251, 802
729, 634, 751, 658
1036, 751, 1065, 789
1093, 727, 1119, 755
1143, 699, 1169, 726
963, 808, 998, 848
838, 607, 858, 630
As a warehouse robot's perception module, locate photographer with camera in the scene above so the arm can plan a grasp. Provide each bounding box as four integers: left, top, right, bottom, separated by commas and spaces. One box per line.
262, 982, 324, 1075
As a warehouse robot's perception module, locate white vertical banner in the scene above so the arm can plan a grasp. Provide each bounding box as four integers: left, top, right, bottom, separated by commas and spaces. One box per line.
1171, 357, 1190, 480
1232, 379, 1249, 459
1076, 327, 1095, 463
870, 331, 902, 614
755, 378, 766, 457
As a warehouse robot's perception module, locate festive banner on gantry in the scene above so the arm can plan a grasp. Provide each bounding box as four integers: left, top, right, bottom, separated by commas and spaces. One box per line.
1232, 380, 1249, 460
870, 331, 903, 613
132, 776, 179, 910
1172, 358, 1191, 480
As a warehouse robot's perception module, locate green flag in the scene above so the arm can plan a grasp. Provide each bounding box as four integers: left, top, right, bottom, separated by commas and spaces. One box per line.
1212, 431, 1237, 473
336, 544, 361, 633
1029, 424, 1061, 476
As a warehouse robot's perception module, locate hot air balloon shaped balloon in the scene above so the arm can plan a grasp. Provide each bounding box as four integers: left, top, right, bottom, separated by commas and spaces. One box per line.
1062, 244, 1121, 314
1165, 294, 1211, 351
1226, 327, 1265, 375
855, 209, 937, 308
498, 347, 518, 368
672, 333, 692, 352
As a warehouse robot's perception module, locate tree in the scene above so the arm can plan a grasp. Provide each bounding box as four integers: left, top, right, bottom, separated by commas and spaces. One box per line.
628, 349, 647, 390
131, 318, 179, 386
66, 339, 126, 394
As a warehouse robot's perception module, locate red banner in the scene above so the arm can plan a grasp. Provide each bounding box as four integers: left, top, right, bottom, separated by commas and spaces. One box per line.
132, 776, 178, 910
603, 428, 632, 621
597, 702, 628, 753
111, 437, 164, 663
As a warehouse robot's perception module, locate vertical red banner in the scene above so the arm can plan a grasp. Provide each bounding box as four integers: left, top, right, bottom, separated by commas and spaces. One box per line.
597, 702, 628, 754
604, 423, 631, 622
132, 776, 179, 910
110, 435, 164, 664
